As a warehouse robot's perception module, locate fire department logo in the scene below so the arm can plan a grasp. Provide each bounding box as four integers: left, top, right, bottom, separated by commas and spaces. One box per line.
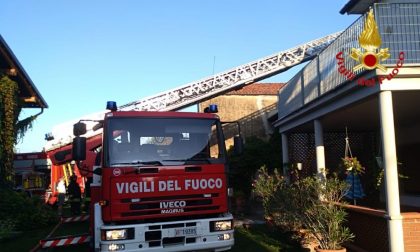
113, 168, 122, 176
350, 9, 390, 72
336, 9, 405, 87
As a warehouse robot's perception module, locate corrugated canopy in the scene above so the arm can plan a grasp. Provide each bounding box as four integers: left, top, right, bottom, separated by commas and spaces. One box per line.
0, 35, 48, 108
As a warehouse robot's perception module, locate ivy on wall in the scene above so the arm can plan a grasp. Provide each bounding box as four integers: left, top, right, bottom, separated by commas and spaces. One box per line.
0, 74, 37, 187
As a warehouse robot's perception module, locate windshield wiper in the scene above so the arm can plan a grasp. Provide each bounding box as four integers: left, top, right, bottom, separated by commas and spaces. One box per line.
111, 160, 162, 166
163, 158, 211, 164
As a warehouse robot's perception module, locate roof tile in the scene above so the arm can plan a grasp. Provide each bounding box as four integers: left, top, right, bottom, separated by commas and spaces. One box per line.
225, 83, 284, 95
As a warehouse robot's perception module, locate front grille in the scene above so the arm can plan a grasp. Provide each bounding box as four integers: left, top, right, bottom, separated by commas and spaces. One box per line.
149, 241, 160, 247
129, 198, 213, 210
162, 223, 184, 229
121, 193, 219, 203
144, 221, 198, 248
122, 210, 160, 217
163, 237, 184, 246
122, 206, 219, 217
184, 206, 219, 212
118, 193, 221, 219
145, 231, 161, 241
186, 237, 196, 244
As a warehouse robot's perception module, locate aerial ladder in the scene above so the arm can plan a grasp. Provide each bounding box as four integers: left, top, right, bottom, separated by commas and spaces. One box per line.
45, 31, 341, 152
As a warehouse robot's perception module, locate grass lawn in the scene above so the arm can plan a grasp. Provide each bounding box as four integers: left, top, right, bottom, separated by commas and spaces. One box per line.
0, 203, 90, 252
1, 218, 303, 252
0, 221, 90, 252
0, 225, 56, 252
232, 224, 305, 252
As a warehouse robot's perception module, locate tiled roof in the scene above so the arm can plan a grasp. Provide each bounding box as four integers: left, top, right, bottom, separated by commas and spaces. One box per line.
225, 83, 284, 95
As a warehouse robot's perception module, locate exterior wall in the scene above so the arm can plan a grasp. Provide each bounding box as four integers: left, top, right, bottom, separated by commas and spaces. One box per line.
344, 204, 420, 252
200, 94, 277, 151
344, 204, 389, 252
403, 213, 420, 252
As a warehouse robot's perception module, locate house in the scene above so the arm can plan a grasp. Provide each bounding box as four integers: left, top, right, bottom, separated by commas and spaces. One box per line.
273, 1, 420, 251
1, 34, 48, 191
0, 35, 47, 109
199, 82, 283, 150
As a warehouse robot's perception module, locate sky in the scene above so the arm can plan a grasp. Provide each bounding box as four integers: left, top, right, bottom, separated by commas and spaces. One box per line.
0, 0, 358, 153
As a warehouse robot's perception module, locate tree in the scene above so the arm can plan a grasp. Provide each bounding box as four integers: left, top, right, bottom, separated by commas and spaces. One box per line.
0, 75, 37, 187
228, 132, 282, 198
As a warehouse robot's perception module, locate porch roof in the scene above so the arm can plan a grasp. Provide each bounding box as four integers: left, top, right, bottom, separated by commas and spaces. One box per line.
0, 35, 48, 108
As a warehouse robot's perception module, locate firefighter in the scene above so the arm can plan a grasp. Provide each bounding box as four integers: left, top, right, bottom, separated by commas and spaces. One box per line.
67, 175, 81, 215
57, 177, 66, 216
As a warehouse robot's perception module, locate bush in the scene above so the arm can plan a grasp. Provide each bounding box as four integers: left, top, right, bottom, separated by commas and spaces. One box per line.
229, 133, 282, 199
253, 167, 354, 250
252, 166, 283, 218
0, 188, 58, 232
0, 218, 16, 240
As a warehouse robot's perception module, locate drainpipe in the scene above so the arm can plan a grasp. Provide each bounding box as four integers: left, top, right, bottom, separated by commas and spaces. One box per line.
281, 133, 289, 182
314, 119, 326, 180
378, 91, 404, 252
34, 108, 44, 117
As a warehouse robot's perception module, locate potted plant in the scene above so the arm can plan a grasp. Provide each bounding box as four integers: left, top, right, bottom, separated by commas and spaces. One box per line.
254, 167, 354, 251
340, 157, 366, 205
341, 157, 364, 175
301, 176, 354, 251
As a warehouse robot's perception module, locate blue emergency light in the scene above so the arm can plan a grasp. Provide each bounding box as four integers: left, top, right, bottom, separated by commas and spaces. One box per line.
106, 101, 117, 111
204, 104, 218, 113
209, 104, 218, 113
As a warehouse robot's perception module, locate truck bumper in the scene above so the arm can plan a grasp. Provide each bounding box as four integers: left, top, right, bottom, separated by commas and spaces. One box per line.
99, 214, 234, 252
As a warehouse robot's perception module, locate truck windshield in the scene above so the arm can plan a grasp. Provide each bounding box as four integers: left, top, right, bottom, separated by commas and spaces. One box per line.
105, 117, 226, 167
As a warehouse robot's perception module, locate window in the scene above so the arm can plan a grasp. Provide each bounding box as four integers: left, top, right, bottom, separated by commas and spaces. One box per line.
105, 117, 225, 167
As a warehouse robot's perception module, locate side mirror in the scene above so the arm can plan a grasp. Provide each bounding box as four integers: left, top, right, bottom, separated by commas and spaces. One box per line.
233, 135, 244, 155
73, 122, 87, 136
72, 136, 86, 161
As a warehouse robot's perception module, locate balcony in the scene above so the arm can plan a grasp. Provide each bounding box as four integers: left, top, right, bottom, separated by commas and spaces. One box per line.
277, 2, 420, 121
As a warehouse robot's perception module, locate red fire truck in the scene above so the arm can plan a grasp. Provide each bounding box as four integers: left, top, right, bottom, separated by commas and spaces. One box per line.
54, 101, 241, 252
13, 152, 50, 198
45, 134, 101, 205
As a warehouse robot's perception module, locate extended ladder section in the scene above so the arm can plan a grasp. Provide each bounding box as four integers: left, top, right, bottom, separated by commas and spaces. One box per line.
45, 32, 341, 151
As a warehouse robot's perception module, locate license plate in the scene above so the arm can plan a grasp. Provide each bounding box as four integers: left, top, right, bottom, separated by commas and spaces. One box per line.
174, 227, 197, 237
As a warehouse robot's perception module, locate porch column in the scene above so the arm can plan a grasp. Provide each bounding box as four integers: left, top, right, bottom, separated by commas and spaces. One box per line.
281, 133, 289, 181
379, 91, 404, 252
314, 119, 326, 179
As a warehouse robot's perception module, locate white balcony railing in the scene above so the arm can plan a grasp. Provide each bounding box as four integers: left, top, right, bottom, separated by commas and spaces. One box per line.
278, 2, 420, 120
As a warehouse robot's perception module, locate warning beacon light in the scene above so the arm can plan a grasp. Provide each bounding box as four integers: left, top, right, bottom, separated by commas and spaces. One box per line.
106, 101, 117, 112
204, 104, 218, 113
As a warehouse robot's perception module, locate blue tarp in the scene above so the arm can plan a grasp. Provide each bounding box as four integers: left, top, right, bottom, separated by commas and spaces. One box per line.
345, 173, 365, 199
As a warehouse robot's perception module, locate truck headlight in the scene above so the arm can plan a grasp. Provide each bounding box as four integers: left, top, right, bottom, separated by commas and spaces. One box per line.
210, 220, 233, 232
102, 228, 134, 241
